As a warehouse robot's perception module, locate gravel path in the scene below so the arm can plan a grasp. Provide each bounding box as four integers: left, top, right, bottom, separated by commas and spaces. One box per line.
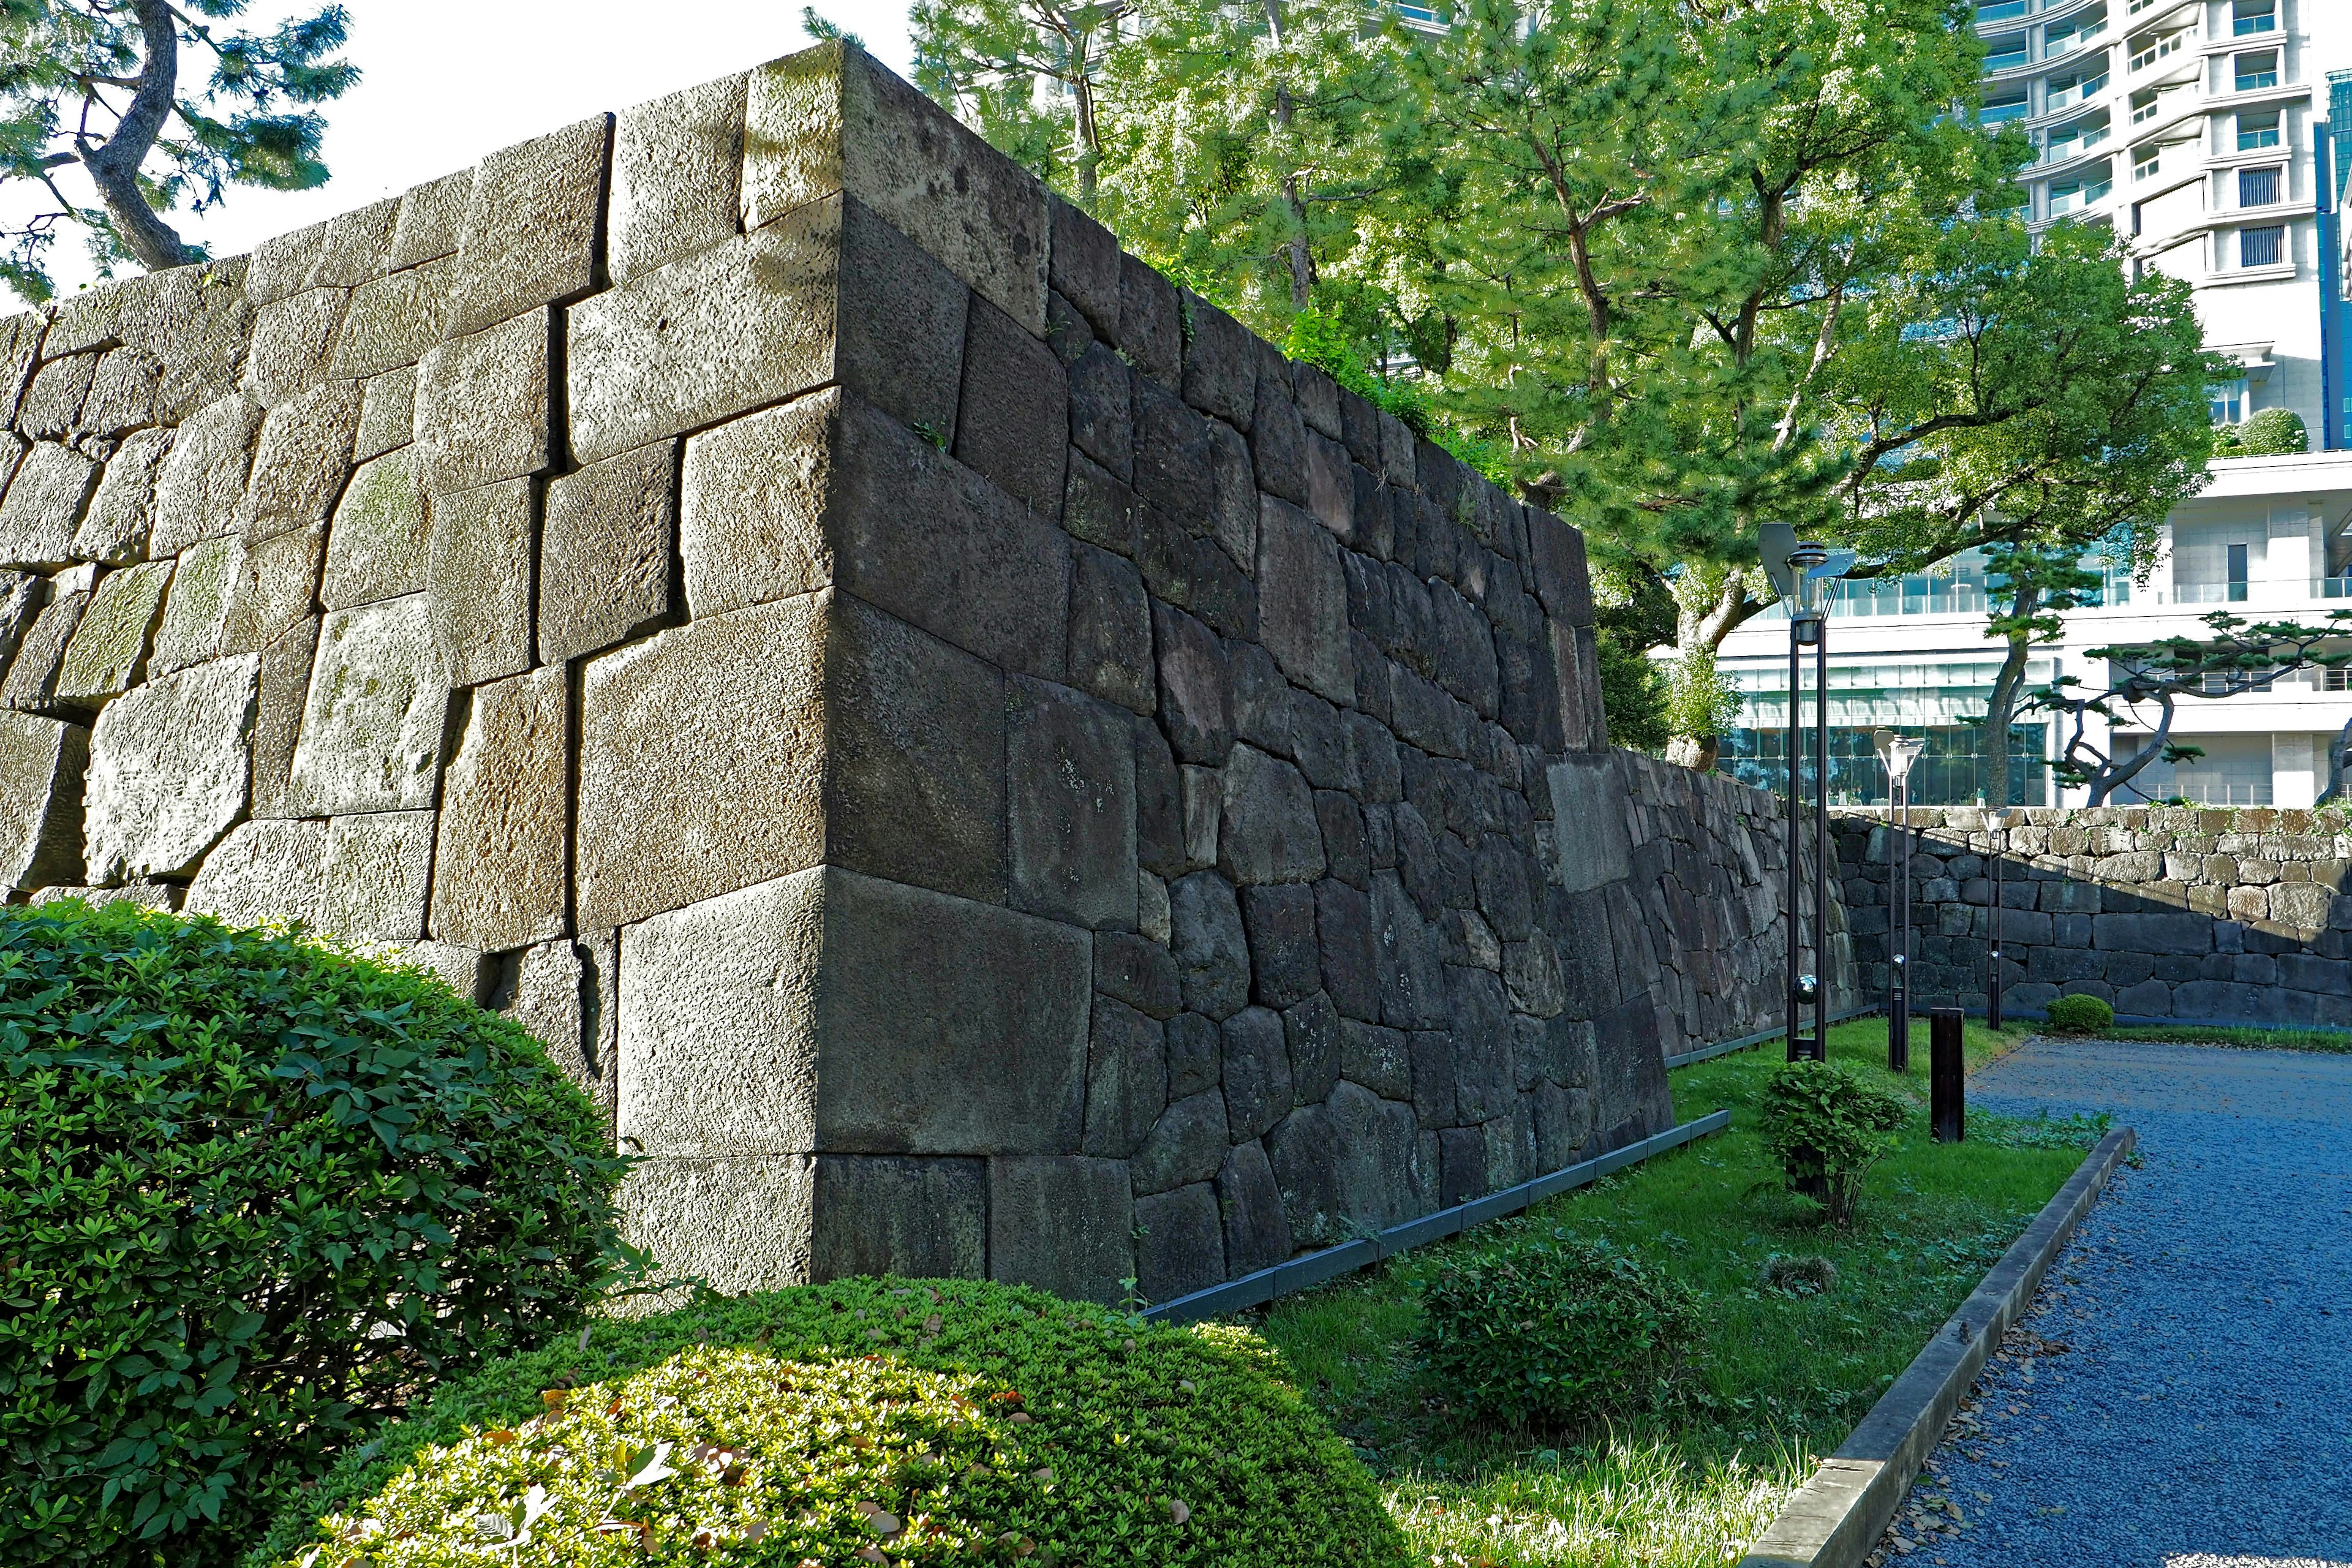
1875, 1038, 2352, 1568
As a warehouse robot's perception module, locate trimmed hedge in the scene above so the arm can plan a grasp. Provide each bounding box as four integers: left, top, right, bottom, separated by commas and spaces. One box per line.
0, 902, 628, 1568
251, 1277, 1411, 1568
2043, 993, 2116, 1033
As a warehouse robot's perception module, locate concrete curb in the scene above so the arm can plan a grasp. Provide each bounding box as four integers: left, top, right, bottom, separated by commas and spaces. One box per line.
1738, 1124, 2138, 1568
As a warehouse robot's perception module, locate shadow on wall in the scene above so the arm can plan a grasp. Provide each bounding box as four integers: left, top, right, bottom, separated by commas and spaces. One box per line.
1836, 807, 2352, 1026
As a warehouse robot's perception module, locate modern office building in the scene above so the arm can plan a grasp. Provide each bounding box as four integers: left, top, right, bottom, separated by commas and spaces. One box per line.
1714, 0, 2352, 809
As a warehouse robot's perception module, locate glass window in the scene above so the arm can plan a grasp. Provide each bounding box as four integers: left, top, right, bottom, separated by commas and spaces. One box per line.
1983, 32, 2027, 70
2239, 165, 2280, 206
1980, 88, 2029, 124
2240, 224, 2285, 266
1977, 0, 2027, 18
2209, 378, 2248, 422
2233, 0, 2276, 34
2235, 51, 2278, 92
2239, 110, 2282, 150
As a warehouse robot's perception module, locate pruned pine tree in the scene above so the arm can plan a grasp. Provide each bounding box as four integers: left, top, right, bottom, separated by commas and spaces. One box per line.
0, 0, 357, 304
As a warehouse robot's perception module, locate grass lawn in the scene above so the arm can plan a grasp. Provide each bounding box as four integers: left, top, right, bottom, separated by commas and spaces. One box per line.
1248, 1017, 2106, 1568
2090, 1022, 2352, 1054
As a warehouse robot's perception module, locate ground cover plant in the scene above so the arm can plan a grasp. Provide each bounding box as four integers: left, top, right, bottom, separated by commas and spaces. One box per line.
1252, 1017, 2099, 1568
251, 1276, 1409, 1568
2097, 1023, 2352, 1054
0, 901, 628, 1568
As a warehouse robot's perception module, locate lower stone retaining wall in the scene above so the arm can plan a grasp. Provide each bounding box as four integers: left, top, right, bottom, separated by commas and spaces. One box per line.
1834, 806, 2352, 1026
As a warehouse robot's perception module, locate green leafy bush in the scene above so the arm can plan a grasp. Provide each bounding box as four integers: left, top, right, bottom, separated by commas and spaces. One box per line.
2043, 993, 2117, 1033
1757, 1060, 1912, 1224
251, 1277, 1409, 1568
2214, 408, 2309, 457
0, 901, 629, 1568
1414, 1232, 1698, 1433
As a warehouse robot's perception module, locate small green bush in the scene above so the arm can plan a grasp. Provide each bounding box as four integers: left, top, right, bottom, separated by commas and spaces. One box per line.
1758, 1060, 1912, 1224
2214, 408, 2309, 457
2043, 993, 2117, 1034
1414, 1232, 1698, 1433
251, 1277, 1408, 1568
0, 902, 629, 1568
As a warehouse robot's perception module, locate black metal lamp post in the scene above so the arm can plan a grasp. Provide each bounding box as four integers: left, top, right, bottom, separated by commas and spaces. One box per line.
1986, 807, 2016, 1031
1874, 730, 1926, 1072
1762, 525, 1854, 1064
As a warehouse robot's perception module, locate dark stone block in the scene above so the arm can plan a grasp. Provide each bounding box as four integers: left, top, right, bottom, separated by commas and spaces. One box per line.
1284, 990, 1344, 1106
1170, 870, 1250, 1020
1083, 997, 1168, 1158
2053, 913, 2094, 947
1447, 966, 1513, 1125
1221, 1005, 1295, 1140
2114, 978, 2171, 1015
1316, 878, 1379, 1022
1591, 990, 1670, 1141
1317, 791, 1370, 891
1410, 1028, 1457, 1128
2173, 979, 2272, 1022
1049, 195, 1121, 336
2026, 944, 2102, 984
987, 1156, 1134, 1306
1045, 287, 1095, 366
1216, 1140, 1292, 1275
1133, 715, 1185, 880
1532, 1080, 1595, 1170
955, 295, 1067, 515
1131, 1089, 1229, 1195
1207, 420, 1257, 573
1097, 930, 1182, 1020
1153, 603, 1231, 764
2101, 949, 2156, 987
1349, 712, 1403, 803
1524, 508, 1592, 626
1439, 1125, 1488, 1206
1475, 838, 1536, 943
1337, 385, 1379, 467
1119, 252, 1182, 384
1134, 1183, 1225, 1303
1166, 1011, 1221, 1099
1341, 1020, 1412, 1101
1065, 544, 1153, 718
2282, 953, 2352, 992
810, 1155, 986, 1282
1253, 377, 1308, 504
1063, 447, 1138, 557
1374, 869, 1447, 1028
1008, 676, 1137, 930
1132, 375, 1212, 524
1180, 295, 1257, 428
2092, 911, 2212, 955
1067, 344, 1134, 483
1242, 882, 1321, 1007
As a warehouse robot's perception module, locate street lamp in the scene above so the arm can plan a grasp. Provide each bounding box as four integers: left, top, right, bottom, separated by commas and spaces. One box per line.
1874, 729, 1926, 1072
1762, 524, 1856, 1063
1985, 807, 2019, 1030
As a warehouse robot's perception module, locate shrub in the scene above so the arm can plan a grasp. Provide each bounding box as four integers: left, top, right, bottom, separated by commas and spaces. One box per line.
2215, 408, 2309, 458
1760, 1254, 1839, 1296
0, 901, 629, 1568
1415, 1231, 1698, 1433
1757, 1060, 1912, 1224
250, 1277, 1409, 1568
2043, 993, 2117, 1034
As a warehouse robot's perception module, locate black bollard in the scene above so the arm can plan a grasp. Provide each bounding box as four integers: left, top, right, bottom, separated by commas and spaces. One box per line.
1931, 1006, 1964, 1143
1888, 985, 1910, 1074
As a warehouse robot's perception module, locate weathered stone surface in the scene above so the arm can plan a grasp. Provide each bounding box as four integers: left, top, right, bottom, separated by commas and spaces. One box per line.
284, 594, 449, 816
503, 938, 596, 1101
77, 428, 173, 564
389, 168, 475, 270
444, 113, 611, 339
1170, 870, 1250, 1021
1132, 1088, 1228, 1196
85, 654, 259, 882
185, 816, 329, 928
1166, 1012, 1220, 1099
307, 197, 401, 287
415, 309, 551, 496
1219, 744, 1325, 886
220, 522, 323, 659
611, 72, 747, 282
354, 366, 415, 462
1049, 196, 1120, 334
1068, 542, 1153, 715
1095, 930, 1182, 1019
1267, 1080, 1422, 1245
53, 560, 170, 704
1067, 345, 1132, 482
1083, 995, 1167, 1158
1373, 869, 1447, 1030
1341, 1019, 1412, 1101
30, 880, 178, 912
0, 443, 97, 569
330, 258, 456, 380
954, 295, 1067, 513
242, 288, 347, 408
1221, 1005, 1293, 1142
1132, 377, 1210, 524
540, 440, 677, 662
1008, 677, 1136, 929
678, 387, 1065, 679
432, 665, 569, 951
621, 1155, 814, 1296
246, 223, 330, 307
151, 393, 263, 558
1548, 754, 1634, 892
0, 712, 88, 889
145, 537, 235, 677
320, 810, 436, 940
1207, 420, 1259, 573
1119, 252, 1180, 383
1180, 297, 1256, 428
77, 348, 161, 438
247, 614, 317, 819
1216, 1139, 1291, 1275
1, 570, 92, 711
1241, 881, 1319, 1007
1284, 990, 1344, 1105
1257, 496, 1351, 703
744, 42, 1048, 334
19, 356, 95, 439
322, 449, 428, 609
0, 569, 41, 678
570, 192, 967, 466
1447, 966, 1514, 1125
1134, 1183, 1223, 1305
991, 1156, 1134, 1304
1153, 603, 1230, 764
811, 1156, 986, 1281
428, 478, 533, 687
243, 380, 361, 541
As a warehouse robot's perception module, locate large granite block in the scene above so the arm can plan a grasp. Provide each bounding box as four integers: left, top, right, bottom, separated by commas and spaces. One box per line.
1008, 676, 1137, 930
990, 1156, 1134, 1305
53, 560, 170, 705
539, 440, 677, 662
611, 72, 747, 282
415, 309, 551, 496
811, 1155, 986, 1282
432, 665, 570, 951
321, 449, 428, 610
85, 654, 259, 882
0, 712, 88, 890
443, 114, 611, 339
283, 594, 450, 816
0, 443, 97, 570
151, 393, 263, 558
621, 1154, 814, 1297
427, 478, 533, 687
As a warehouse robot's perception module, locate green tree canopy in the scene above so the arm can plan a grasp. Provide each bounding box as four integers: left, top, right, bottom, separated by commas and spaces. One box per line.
0, 0, 357, 303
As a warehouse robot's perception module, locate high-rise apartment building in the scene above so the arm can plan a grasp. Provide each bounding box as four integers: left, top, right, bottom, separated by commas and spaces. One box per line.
1711, 0, 2352, 809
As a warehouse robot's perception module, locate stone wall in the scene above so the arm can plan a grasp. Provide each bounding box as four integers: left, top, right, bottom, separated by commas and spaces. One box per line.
0, 42, 1818, 1306
1836, 806, 2352, 1027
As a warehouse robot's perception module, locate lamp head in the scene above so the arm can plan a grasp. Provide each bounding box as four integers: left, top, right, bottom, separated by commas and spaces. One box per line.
1874, 730, 1926, 784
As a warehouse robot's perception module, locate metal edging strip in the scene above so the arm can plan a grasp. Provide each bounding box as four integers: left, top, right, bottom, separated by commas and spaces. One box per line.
1141, 1109, 1733, 1325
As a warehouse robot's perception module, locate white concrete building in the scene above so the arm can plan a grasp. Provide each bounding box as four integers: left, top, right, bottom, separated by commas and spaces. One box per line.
1711, 0, 2352, 809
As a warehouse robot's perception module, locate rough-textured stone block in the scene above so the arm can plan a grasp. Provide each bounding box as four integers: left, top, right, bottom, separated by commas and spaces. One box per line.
0, 712, 88, 889
320, 810, 436, 940
428, 478, 533, 687
1095, 930, 1182, 1019
1068, 344, 1132, 482
1048, 195, 1120, 334
152, 394, 264, 559
1374, 869, 1447, 1029
954, 295, 1067, 514
0, 443, 97, 570
248, 615, 318, 819
1181, 298, 1256, 428
220, 522, 324, 660
85, 654, 258, 882
415, 309, 551, 496
307, 197, 401, 287
611, 72, 747, 282
330, 257, 457, 380
1256, 495, 1352, 703
744, 43, 1047, 334
354, 366, 415, 462
1219, 744, 1324, 886
77, 348, 161, 438
992, 1155, 1134, 1304
811, 1155, 986, 1281
679, 387, 1065, 679
570, 192, 966, 466
146, 537, 236, 677
432, 665, 568, 951
1153, 602, 1230, 764
20, 356, 96, 439
53, 560, 170, 705
1166, 1012, 1219, 1099
1068, 541, 1153, 715
1216, 1139, 1292, 1274
322, 449, 428, 610
78, 428, 173, 565
1133, 377, 1211, 524
242, 288, 347, 408
1083, 995, 1167, 1158
1134, 1182, 1223, 1304
621, 1155, 814, 1297
1341, 1019, 1412, 1101
1241, 881, 1319, 1006
1170, 870, 1250, 1021
1118, 253, 1180, 383
1133, 718, 1185, 880
540, 440, 677, 662
1221, 1005, 1293, 1141
0, 572, 89, 712
1008, 677, 1136, 929
1132, 1088, 1228, 1196
185, 816, 329, 928
580, 590, 1004, 929
389, 168, 474, 270
243, 380, 361, 542
1284, 990, 1344, 1106
444, 113, 611, 339
284, 594, 449, 816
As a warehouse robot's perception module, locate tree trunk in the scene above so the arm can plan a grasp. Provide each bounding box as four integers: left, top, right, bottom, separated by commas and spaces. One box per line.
80, 0, 194, 272
1980, 586, 2038, 807
1664, 570, 1752, 767
2086, 694, 2176, 805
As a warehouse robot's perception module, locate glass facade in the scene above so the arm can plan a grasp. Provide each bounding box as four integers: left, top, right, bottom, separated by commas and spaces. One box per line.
1717, 725, 2052, 807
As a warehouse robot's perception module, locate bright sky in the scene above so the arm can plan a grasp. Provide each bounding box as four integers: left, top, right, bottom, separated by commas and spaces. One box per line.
28, 0, 920, 298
